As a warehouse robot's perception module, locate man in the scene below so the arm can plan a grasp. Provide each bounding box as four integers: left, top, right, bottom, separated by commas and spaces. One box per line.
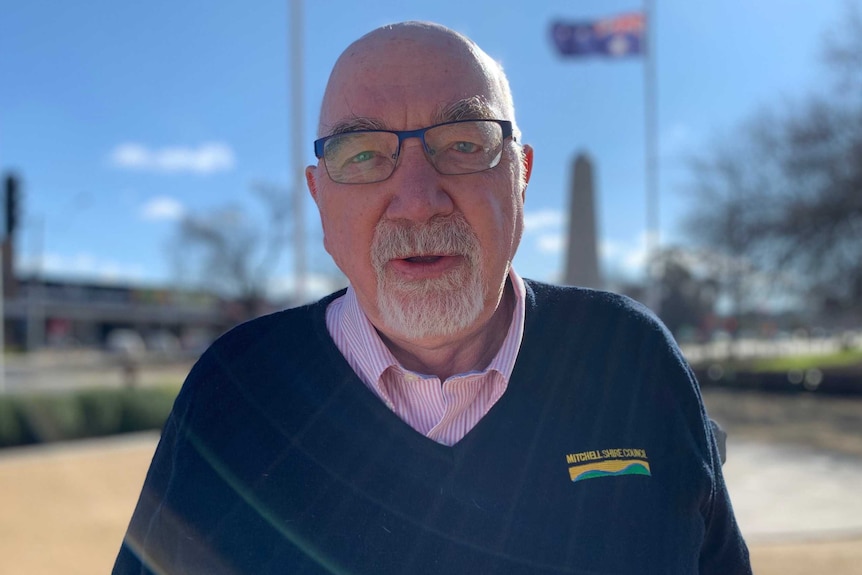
114, 21, 751, 574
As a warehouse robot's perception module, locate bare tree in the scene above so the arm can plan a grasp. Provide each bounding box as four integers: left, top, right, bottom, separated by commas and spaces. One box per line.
173, 183, 291, 320
681, 2, 862, 321
651, 247, 720, 339
822, 1, 862, 93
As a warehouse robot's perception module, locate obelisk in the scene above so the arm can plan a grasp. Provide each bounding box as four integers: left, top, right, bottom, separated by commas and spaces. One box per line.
563, 153, 602, 289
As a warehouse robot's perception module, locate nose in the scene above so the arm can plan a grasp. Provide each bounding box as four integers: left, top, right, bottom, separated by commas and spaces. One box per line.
383, 139, 454, 223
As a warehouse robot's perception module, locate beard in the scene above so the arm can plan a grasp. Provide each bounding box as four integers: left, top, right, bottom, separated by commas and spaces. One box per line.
371, 214, 485, 340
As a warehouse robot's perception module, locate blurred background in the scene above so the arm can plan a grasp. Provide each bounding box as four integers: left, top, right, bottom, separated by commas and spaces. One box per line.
1, 1, 861, 573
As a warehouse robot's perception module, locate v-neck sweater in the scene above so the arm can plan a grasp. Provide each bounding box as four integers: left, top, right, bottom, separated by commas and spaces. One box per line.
323, 269, 526, 446
113, 280, 751, 575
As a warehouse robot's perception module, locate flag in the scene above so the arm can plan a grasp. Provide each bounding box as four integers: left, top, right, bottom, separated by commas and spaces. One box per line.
551, 12, 646, 58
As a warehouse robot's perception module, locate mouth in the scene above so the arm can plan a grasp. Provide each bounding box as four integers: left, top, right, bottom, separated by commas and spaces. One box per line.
402, 255, 445, 264
386, 253, 464, 280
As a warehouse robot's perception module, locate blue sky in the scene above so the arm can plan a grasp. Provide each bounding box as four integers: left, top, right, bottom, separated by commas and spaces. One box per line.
0, 0, 849, 300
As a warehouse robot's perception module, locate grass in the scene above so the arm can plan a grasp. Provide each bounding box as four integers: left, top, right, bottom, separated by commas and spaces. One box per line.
749, 349, 862, 373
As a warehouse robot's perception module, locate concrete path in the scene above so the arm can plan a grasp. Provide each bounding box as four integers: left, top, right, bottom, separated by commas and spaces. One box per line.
725, 438, 862, 542
0, 432, 158, 575
1, 433, 861, 574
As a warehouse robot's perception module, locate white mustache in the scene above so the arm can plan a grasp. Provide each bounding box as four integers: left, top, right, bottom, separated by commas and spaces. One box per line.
371, 215, 479, 272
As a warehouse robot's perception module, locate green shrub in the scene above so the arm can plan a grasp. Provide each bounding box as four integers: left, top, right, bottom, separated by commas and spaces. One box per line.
0, 386, 179, 449
119, 387, 177, 433
0, 397, 30, 447
17, 394, 88, 443
78, 389, 125, 437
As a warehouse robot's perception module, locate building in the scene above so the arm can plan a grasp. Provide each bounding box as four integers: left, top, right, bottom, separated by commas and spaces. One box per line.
3, 275, 232, 352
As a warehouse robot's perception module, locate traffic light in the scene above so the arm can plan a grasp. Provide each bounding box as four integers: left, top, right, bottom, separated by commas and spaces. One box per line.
4, 173, 20, 237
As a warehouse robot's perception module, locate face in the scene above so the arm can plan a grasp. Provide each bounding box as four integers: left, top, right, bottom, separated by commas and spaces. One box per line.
306, 23, 533, 344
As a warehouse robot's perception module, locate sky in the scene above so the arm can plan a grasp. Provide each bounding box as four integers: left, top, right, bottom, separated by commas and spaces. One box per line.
0, 0, 851, 301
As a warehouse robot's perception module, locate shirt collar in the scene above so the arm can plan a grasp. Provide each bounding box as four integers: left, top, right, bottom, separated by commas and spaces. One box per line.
337, 268, 526, 384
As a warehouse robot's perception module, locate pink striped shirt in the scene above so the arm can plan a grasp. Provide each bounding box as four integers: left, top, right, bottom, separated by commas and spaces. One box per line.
325, 269, 526, 446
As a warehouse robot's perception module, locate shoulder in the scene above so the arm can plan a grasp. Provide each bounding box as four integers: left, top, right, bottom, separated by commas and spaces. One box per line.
179, 290, 345, 392
206, 289, 345, 358
520, 279, 688, 382
167, 289, 349, 423
523, 279, 666, 335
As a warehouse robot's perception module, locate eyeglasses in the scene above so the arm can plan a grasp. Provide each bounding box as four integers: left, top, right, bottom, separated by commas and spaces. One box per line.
313, 119, 515, 185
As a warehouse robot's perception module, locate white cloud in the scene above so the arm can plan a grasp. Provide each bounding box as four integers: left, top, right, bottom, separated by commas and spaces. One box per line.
109, 142, 236, 174
621, 245, 648, 274
19, 252, 147, 283
519, 209, 568, 255
598, 239, 623, 259
598, 236, 649, 278
523, 209, 565, 233
140, 196, 185, 221
537, 233, 565, 254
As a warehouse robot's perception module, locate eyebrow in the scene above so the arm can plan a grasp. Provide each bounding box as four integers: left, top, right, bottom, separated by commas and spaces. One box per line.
327, 117, 389, 136
324, 96, 499, 137
436, 97, 498, 123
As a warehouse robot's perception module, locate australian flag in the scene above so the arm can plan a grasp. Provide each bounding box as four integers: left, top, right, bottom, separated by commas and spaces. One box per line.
551, 12, 645, 58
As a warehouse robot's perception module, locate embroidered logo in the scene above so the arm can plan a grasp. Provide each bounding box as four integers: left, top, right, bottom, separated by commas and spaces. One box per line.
565, 448, 651, 482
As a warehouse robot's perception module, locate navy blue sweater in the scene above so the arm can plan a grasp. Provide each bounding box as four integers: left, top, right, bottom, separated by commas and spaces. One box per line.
114, 281, 751, 574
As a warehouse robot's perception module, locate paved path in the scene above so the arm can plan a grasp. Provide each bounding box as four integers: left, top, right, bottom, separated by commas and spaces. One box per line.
725, 438, 862, 542
1, 433, 862, 574
0, 433, 157, 575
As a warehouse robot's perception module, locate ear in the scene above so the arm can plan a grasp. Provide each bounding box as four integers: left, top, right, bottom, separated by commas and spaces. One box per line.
306, 165, 334, 256
520, 144, 534, 201
305, 165, 320, 204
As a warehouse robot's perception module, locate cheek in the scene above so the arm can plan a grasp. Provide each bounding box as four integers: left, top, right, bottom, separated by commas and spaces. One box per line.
324, 216, 358, 268
318, 196, 379, 272
493, 199, 524, 267
489, 184, 524, 246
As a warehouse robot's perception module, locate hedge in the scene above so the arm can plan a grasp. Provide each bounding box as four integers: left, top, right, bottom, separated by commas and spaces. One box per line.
0, 386, 179, 449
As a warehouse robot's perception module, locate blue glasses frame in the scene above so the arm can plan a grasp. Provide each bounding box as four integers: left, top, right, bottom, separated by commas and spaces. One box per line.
313, 119, 515, 183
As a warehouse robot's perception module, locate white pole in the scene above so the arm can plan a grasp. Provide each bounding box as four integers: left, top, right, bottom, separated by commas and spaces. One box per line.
290, 0, 307, 303
644, 0, 660, 312
26, 216, 45, 352
0, 239, 6, 394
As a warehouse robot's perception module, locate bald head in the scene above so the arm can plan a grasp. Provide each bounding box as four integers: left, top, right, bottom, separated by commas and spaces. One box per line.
305, 21, 534, 358
317, 21, 519, 140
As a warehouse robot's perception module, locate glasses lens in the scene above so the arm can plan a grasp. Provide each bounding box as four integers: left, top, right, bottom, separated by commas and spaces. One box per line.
323, 131, 399, 184
425, 121, 505, 175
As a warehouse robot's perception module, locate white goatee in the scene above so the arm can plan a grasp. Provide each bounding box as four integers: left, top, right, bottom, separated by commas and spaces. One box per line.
371, 214, 484, 340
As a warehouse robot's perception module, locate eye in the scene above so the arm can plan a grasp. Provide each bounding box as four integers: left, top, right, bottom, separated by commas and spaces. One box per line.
452, 141, 481, 153
349, 150, 377, 163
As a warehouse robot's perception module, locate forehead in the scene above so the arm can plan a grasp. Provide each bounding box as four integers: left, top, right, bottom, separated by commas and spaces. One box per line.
319, 26, 506, 133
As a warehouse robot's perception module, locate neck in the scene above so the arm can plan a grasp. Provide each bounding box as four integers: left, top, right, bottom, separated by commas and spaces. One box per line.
378, 281, 515, 381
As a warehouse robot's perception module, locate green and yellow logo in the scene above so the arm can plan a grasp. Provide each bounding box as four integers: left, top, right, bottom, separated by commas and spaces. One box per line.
566, 448, 651, 483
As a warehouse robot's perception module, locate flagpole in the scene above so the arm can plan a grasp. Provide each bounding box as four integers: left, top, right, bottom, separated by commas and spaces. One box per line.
644, 0, 660, 312
289, 0, 307, 303
550, 11, 659, 306
0, 243, 5, 394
